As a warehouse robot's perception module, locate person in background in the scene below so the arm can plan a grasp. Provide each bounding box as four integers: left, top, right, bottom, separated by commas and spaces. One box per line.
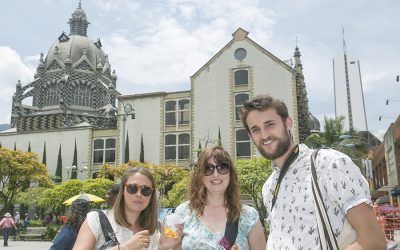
240, 94, 386, 249
175, 145, 266, 249
106, 183, 120, 208
73, 167, 181, 250
22, 213, 30, 228
50, 199, 92, 250
0, 212, 16, 247
14, 211, 20, 227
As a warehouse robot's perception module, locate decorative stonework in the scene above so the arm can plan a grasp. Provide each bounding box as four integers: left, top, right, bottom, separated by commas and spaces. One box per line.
294, 46, 311, 142
10, 3, 117, 132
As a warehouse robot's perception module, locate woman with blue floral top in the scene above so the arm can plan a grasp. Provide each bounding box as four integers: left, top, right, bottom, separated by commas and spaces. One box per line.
176, 146, 266, 250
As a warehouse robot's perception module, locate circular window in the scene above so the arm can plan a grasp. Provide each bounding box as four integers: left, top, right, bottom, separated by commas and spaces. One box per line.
234, 48, 247, 61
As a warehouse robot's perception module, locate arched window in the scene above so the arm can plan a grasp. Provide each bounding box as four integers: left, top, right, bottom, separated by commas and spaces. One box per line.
234, 70, 248, 86
165, 99, 190, 126
235, 93, 249, 121
44, 85, 59, 106
72, 85, 92, 107
178, 99, 190, 125
236, 129, 250, 157
165, 100, 176, 126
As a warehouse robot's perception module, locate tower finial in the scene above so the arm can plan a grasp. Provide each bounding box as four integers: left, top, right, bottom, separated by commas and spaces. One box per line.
295, 36, 299, 48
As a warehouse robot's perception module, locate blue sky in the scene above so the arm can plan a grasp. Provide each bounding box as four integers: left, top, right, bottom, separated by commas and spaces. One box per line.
0, 0, 399, 139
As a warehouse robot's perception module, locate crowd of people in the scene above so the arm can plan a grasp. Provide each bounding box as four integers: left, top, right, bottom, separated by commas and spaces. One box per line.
1, 94, 388, 249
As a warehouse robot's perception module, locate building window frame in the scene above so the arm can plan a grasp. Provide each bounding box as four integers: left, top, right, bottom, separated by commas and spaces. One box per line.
164, 133, 190, 162
234, 93, 249, 121
164, 99, 190, 127
234, 69, 249, 86
93, 137, 116, 164
236, 129, 251, 157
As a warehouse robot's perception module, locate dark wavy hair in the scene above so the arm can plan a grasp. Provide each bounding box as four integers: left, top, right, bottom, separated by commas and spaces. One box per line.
240, 94, 289, 133
113, 167, 158, 234
67, 199, 92, 231
189, 145, 241, 222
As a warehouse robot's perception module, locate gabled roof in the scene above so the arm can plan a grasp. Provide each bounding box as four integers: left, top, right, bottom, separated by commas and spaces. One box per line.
191, 28, 296, 79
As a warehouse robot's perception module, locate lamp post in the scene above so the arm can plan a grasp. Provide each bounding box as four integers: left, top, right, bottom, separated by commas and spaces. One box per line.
386, 98, 400, 106
119, 103, 135, 164
379, 115, 396, 121
66, 165, 88, 179
65, 165, 76, 179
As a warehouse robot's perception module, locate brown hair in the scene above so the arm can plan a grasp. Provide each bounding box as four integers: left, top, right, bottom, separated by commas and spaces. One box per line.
189, 145, 241, 222
113, 167, 158, 234
240, 94, 289, 133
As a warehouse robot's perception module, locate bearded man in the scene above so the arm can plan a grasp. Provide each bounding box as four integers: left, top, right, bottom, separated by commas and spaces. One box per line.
240, 95, 386, 249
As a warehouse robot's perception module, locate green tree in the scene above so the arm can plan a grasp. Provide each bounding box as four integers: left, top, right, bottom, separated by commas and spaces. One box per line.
140, 134, 144, 163
71, 139, 78, 179
55, 144, 63, 182
304, 116, 368, 168
125, 131, 130, 163
81, 178, 114, 199
42, 142, 47, 165
27, 142, 31, 152
236, 157, 273, 233
161, 177, 189, 207
0, 148, 53, 214
98, 161, 189, 207
217, 127, 222, 147
37, 178, 113, 212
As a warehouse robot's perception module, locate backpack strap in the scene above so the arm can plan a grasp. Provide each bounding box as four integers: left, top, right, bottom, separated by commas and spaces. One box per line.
224, 219, 239, 248
96, 210, 119, 247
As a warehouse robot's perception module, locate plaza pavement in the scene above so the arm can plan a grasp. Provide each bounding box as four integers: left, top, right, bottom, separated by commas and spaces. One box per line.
3, 240, 52, 249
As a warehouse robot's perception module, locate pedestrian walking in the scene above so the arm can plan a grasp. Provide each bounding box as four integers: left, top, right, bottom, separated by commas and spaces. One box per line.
0, 212, 16, 247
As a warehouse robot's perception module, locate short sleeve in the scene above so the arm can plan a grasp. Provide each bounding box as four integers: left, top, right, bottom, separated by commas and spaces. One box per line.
239, 205, 259, 235
317, 150, 371, 214
86, 211, 102, 241
175, 201, 190, 216
149, 230, 160, 250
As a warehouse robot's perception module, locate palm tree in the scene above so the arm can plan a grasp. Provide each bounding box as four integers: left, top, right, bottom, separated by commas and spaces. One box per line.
305, 116, 368, 168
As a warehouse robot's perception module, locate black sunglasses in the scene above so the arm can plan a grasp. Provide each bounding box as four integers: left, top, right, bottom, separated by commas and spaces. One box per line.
204, 162, 231, 176
125, 184, 153, 196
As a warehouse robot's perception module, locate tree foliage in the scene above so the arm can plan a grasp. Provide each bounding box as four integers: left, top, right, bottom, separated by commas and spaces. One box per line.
304, 116, 368, 168
236, 157, 273, 232
37, 178, 113, 211
55, 145, 62, 183
98, 161, 189, 207
0, 148, 53, 214
161, 177, 189, 208
71, 140, 78, 179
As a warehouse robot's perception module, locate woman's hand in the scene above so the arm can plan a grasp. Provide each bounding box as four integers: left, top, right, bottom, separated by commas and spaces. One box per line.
158, 222, 184, 250
120, 230, 150, 250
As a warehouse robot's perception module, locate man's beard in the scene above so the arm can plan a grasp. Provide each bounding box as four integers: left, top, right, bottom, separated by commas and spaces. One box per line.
256, 128, 291, 160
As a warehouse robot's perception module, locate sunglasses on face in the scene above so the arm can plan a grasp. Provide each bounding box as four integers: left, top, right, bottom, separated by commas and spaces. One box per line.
204, 162, 231, 176
125, 184, 153, 196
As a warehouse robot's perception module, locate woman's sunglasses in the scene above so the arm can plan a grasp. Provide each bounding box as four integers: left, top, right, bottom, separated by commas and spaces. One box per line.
204, 162, 231, 176
125, 184, 153, 197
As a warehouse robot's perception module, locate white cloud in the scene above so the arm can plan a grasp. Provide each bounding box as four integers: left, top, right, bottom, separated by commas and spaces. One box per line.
98, 0, 275, 94
0, 47, 36, 123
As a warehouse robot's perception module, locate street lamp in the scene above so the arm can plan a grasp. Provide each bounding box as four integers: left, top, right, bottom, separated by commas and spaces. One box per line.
118, 103, 135, 164
379, 115, 396, 121
65, 165, 76, 179
66, 165, 88, 179
386, 98, 400, 106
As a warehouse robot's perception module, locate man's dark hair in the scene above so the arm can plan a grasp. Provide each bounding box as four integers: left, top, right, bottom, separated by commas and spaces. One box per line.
109, 183, 120, 195
239, 94, 289, 133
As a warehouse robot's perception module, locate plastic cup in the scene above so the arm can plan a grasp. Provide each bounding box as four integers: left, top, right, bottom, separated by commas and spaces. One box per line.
163, 213, 183, 238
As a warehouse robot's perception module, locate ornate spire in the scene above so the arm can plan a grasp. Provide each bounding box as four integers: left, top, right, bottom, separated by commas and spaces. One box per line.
293, 46, 303, 75
68, 1, 90, 36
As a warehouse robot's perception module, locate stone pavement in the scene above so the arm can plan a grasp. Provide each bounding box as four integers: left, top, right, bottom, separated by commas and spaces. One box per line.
2, 240, 52, 249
